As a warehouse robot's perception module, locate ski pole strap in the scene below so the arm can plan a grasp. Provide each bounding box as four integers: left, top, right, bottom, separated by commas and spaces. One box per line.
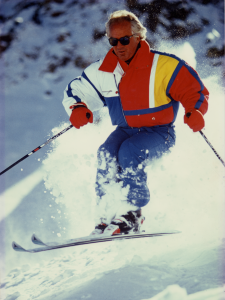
0, 125, 73, 176
199, 130, 225, 167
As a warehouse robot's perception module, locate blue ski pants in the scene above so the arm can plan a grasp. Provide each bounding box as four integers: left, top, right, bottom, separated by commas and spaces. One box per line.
95, 125, 176, 207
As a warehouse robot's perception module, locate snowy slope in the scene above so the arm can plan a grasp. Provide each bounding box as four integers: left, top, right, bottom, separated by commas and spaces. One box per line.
0, 0, 225, 299
1, 239, 225, 299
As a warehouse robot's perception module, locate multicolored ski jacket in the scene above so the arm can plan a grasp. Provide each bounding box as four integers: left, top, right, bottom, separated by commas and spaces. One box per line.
63, 40, 209, 128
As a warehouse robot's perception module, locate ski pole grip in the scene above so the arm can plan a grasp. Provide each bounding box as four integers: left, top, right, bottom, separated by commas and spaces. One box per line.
86, 112, 91, 119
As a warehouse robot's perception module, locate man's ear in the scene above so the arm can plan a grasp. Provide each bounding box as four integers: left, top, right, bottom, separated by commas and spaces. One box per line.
136, 35, 141, 42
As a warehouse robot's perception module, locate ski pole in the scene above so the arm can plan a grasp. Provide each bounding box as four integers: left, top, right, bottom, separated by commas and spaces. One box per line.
185, 112, 225, 167
199, 130, 225, 167
0, 124, 73, 176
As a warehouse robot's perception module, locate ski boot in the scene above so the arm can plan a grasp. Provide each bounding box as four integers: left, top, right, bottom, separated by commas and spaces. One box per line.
103, 209, 145, 236
90, 218, 108, 235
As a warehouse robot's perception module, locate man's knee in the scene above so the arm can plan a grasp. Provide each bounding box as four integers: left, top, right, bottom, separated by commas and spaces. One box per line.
118, 140, 144, 169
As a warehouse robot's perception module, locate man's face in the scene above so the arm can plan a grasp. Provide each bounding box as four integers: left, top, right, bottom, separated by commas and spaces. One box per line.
109, 21, 140, 62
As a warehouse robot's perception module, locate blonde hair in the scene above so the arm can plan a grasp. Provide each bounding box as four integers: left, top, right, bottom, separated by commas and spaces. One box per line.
105, 10, 147, 40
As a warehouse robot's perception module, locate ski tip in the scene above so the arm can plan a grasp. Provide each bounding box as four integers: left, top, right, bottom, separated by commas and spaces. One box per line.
12, 241, 27, 252
170, 230, 181, 234
31, 234, 46, 246
157, 230, 181, 236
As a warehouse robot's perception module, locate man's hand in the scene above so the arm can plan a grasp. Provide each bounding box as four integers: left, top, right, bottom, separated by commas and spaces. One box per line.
70, 104, 93, 129
184, 109, 205, 132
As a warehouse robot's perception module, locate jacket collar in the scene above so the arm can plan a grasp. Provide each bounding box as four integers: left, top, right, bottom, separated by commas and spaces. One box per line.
99, 40, 151, 73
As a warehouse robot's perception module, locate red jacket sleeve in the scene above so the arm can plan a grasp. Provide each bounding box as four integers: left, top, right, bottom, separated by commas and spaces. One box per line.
168, 63, 209, 115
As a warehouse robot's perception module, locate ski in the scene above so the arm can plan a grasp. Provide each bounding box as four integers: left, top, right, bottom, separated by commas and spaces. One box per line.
12, 231, 180, 253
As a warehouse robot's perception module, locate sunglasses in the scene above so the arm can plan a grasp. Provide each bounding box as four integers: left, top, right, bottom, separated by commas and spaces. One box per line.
108, 34, 135, 46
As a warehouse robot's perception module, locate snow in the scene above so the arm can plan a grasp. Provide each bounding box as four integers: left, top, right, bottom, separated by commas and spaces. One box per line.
1, 240, 224, 299
0, 0, 225, 299
0, 167, 43, 222
143, 285, 225, 300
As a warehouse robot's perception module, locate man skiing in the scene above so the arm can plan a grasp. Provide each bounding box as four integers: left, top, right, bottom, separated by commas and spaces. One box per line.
62, 10, 209, 236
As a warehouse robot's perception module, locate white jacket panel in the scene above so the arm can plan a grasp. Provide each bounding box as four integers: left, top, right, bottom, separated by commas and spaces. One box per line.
63, 59, 106, 116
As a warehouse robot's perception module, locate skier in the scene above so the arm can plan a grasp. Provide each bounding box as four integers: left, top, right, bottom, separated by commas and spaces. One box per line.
62, 10, 209, 236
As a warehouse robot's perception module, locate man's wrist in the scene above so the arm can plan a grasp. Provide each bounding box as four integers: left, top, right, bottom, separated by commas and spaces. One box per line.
70, 102, 87, 111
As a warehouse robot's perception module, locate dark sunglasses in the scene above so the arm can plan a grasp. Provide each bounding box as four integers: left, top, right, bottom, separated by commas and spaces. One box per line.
108, 34, 135, 46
